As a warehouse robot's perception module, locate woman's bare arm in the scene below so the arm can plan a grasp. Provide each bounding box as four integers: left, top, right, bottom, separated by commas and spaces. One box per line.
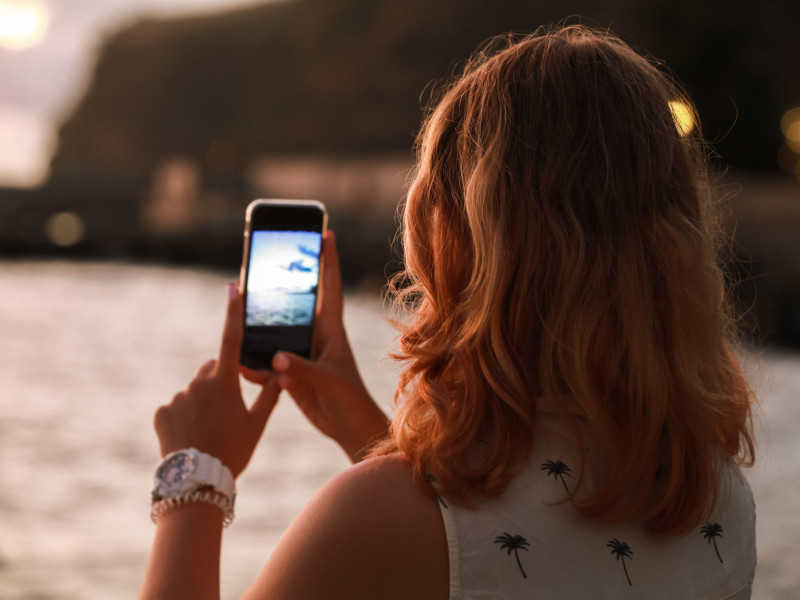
140, 449, 448, 600
242, 454, 449, 600
139, 504, 225, 600
140, 285, 280, 600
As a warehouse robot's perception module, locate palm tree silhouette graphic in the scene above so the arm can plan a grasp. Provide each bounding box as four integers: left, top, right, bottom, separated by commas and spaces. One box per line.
700, 523, 724, 563
541, 460, 572, 496
494, 533, 530, 578
607, 538, 633, 586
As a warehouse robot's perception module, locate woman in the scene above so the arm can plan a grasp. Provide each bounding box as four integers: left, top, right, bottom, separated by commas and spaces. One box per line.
141, 25, 756, 599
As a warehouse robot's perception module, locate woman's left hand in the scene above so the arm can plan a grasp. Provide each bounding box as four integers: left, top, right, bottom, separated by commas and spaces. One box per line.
154, 284, 281, 478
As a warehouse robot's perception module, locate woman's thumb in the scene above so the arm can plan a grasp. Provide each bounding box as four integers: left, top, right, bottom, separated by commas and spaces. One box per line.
271, 352, 333, 389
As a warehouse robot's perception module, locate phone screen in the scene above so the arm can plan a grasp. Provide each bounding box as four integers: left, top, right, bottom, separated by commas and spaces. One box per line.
240, 200, 326, 368
245, 230, 321, 327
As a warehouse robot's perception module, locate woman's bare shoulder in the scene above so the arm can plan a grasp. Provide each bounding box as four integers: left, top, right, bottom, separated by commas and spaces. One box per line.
242, 453, 449, 600
329, 452, 433, 500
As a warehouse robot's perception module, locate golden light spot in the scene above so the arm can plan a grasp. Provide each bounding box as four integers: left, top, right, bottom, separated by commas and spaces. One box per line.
781, 107, 800, 152
669, 100, 695, 137
776, 144, 800, 175
787, 121, 800, 142
0, 0, 48, 50
45, 212, 86, 247
205, 139, 241, 174
780, 107, 800, 135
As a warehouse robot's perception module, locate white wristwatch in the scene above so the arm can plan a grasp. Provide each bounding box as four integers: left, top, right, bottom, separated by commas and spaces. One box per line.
151, 448, 236, 525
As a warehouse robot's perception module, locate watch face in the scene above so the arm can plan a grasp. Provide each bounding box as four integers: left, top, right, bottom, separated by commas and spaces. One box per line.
157, 451, 196, 487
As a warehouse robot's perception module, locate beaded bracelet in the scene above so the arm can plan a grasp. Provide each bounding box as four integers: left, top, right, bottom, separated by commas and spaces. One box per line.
151, 488, 235, 527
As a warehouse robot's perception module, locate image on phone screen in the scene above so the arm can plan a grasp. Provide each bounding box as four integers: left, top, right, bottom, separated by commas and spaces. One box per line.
245, 230, 322, 327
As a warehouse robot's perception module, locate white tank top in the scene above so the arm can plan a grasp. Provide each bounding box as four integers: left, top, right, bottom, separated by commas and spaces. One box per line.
434, 402, 756, 599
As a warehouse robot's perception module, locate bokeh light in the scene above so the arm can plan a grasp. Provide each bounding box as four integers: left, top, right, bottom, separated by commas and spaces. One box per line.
776, 144, 799, 176
45, 212, 86, 247
780, 107, 800, 153
0, 0, 49, 50
669, 100, 695, 137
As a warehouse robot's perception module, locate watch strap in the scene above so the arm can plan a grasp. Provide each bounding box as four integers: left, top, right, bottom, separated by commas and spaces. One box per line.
193, 452, 235, 499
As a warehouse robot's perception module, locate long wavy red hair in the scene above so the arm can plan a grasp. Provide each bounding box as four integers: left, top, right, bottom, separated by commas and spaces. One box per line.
372, 25, 754, 535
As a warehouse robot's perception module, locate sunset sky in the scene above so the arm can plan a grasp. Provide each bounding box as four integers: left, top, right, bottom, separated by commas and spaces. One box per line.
0, 0, 279, 187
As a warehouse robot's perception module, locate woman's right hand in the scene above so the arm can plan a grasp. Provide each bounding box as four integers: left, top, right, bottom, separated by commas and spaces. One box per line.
243, 231, 389, 463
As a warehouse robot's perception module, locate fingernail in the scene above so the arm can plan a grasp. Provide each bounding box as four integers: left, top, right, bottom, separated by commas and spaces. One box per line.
272, 353, 289, 372
227, 282, 238, 300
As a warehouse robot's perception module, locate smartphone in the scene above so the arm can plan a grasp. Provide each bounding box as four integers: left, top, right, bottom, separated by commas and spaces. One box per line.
239, 199, 327, 368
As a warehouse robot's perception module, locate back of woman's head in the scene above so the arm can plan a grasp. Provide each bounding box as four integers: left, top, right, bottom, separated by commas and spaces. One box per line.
378, 24, 754, 535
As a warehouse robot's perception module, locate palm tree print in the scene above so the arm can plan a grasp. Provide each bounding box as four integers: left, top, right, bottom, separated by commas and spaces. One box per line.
607, 538, 633, 586
494, 532, 530, 578
541, 460, 572, 496
700, 522, 724, 563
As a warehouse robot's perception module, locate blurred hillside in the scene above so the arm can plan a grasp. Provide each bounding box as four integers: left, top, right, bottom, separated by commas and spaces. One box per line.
1, 0, 799, 343
51, 0, 643, 182
50, 0, 799, 179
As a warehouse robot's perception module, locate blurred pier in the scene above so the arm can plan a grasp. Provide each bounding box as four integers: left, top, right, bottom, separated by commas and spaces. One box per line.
0, 154, 409, 287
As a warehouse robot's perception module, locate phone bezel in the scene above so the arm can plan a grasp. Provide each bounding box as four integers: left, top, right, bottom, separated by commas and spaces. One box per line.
239, 199, 328, 368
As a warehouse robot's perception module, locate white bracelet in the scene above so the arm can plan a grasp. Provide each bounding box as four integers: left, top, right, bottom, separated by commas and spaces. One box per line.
150, 488, 235, 527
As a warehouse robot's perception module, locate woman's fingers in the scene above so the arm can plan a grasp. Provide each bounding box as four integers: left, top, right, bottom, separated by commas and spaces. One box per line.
271, 350, 388, 463
151, 285, 284, 478
272, 352, 338, 428
249, 377, 281, 432
195, 359, 217, 379
240, 365, 273, 385
240, 366, 281, 420
273, 351, 336, 391
317, 230, 344, 324
277, 374, 316, 413
218, 283, 244, 380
